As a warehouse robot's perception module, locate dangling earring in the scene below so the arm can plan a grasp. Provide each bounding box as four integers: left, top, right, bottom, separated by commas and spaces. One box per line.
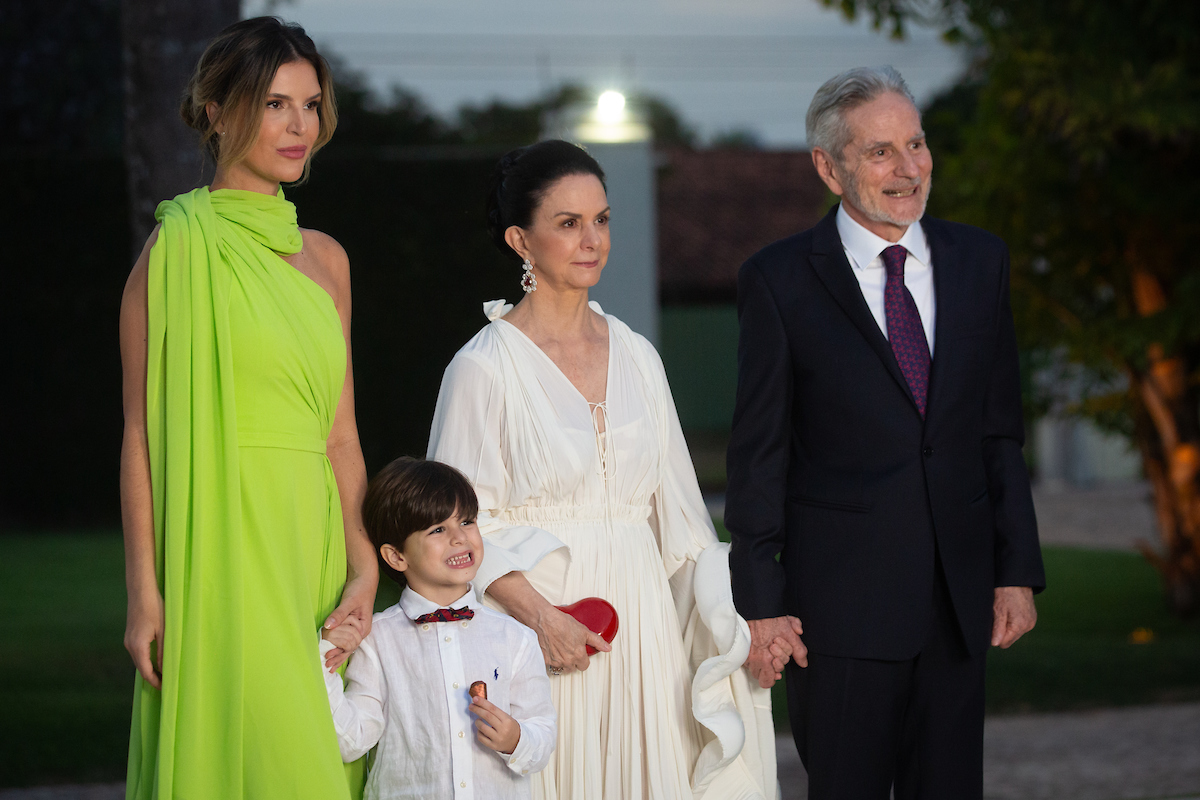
521, 257, 537, 293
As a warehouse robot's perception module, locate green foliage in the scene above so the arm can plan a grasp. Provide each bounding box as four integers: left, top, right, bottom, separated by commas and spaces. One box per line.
831, 0, 1200, 433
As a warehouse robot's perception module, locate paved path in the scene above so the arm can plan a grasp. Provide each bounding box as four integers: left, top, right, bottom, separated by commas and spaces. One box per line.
5, 703, 1197, 800
775, 702, 1200, 800
1029, 481, 1157, 551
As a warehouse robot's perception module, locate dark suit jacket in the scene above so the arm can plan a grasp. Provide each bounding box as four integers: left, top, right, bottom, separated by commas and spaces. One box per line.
726, 205, 1045, 660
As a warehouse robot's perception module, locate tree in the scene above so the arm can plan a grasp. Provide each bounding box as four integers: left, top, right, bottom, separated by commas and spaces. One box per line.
121, 0, 239, 248
828, 0, 1200, 614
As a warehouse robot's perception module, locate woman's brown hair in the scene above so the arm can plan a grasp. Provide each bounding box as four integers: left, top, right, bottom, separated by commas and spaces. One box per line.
180, 17, 337, 181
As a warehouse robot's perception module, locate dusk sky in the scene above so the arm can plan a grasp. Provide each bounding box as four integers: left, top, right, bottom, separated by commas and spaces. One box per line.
250, 0, 968, 147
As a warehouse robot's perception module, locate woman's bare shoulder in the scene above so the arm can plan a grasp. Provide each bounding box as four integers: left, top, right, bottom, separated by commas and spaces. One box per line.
299, 228, 350, 302
124, 224, 163, 295
300, 228, 349, 274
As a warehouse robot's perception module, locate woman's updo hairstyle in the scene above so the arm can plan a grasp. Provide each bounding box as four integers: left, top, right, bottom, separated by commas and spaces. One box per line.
486, 140, 607, 263
181, 17, 338, 181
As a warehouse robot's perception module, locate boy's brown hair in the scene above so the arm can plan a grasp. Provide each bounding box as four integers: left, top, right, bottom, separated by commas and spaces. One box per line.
362, 457, 480, 588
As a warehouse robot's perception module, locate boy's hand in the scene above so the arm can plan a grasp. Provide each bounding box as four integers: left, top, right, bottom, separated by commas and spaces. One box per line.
470, 696, 521, 755
321, 615, 365, 671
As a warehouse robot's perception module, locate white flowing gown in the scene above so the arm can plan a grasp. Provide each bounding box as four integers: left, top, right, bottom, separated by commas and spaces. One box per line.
428, 301, 777, 800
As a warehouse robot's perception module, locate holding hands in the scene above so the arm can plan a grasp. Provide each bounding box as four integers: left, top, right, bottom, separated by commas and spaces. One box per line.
321, 614, 366, 672
744, 616, 806, 689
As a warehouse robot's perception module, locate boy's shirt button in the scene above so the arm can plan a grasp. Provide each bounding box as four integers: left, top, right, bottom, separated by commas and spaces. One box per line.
458, 730, 464, 738
452, 682, 459, 689
460, 781, 467, 788
462, 621, 469, 628
445, 636, 453, 642
422, 624, 431, 631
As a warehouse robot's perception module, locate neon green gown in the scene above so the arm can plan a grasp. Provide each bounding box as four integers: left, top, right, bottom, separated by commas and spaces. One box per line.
127, 186, 365, 799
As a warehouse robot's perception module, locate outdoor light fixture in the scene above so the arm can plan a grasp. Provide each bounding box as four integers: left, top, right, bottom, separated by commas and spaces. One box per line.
550, 89, 649, 144
596, 90, 627, 124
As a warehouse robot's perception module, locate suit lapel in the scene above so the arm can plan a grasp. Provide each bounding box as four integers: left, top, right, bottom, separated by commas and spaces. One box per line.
924, 216, 963, 424
808, 205, 918, 414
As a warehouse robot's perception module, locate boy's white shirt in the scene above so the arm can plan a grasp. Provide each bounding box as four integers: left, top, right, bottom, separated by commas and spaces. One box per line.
319, 585, 556, 800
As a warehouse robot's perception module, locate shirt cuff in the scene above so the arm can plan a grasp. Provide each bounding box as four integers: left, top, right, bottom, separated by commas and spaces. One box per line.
318, 638, 345, 694
503, 721, 538, 776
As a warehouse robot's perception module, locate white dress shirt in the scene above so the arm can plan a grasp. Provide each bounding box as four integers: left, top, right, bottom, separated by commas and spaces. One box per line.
836, 203, 937, 355
319, 586, 556, 800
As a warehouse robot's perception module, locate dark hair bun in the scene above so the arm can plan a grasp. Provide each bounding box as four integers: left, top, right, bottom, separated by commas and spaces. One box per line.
485, 140, 607, 263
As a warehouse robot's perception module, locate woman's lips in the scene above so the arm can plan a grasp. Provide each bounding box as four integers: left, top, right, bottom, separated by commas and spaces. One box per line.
278, 146, 308, 159
573, 260, 600, 268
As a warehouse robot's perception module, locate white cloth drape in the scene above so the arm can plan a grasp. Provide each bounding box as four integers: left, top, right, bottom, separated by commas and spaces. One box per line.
428, 301, 777, 800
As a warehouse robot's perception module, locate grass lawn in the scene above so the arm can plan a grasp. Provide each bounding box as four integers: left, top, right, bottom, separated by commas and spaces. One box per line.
2, 532, 1198, 786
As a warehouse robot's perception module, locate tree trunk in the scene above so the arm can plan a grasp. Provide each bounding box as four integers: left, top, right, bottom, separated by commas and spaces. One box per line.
1129, 269, 1200, 616
121, 0, 239, 250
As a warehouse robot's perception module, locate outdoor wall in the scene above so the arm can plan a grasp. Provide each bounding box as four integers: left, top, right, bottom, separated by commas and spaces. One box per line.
587, 141, 659, 345
659, 304, 739, 431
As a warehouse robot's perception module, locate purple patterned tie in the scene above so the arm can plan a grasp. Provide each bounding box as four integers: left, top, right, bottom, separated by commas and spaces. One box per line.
881, 245, 931, 417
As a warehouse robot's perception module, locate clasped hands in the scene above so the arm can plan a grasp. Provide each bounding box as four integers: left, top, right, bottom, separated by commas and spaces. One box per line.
744, 616, 806, 689
743, 587, 1038, 690
321, 576, 378, 671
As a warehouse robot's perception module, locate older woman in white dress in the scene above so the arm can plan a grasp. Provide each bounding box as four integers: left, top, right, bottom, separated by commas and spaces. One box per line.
428, 140, 778, 800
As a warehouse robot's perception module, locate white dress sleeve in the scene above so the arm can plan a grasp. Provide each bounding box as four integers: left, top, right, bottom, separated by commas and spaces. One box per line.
318, 637, 388, 763
639, 342, 780, 800
428, 343, 567, 596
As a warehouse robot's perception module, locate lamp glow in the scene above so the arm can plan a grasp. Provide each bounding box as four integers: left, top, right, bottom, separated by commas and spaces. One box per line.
596, 91, 626, 124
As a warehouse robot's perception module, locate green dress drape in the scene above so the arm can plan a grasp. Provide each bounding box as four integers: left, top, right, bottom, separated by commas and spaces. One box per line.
127, 186, 365, 799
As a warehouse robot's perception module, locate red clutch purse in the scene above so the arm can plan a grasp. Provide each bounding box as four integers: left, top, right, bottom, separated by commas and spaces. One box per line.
556, 597, 619, 655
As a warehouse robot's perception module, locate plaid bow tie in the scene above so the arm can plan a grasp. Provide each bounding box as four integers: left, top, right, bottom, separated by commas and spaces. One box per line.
414, 606, 475, 624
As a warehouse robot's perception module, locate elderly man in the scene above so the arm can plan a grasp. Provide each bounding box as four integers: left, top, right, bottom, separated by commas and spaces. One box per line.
725, 66, 1045, 799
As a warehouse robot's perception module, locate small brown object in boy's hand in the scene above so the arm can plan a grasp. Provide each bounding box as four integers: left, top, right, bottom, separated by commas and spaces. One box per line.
469, 681, 487, 699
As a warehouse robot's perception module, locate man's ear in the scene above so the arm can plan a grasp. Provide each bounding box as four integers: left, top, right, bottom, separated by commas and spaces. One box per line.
811, 147, 845, 197
504, 225, 529, 262
380, 543, 407, 574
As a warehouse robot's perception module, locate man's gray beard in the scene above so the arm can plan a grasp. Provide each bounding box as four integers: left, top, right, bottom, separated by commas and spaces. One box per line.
840, 170, 931, 229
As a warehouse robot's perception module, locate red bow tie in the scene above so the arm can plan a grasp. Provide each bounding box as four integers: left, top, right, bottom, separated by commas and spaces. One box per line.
415, 606, 475, 624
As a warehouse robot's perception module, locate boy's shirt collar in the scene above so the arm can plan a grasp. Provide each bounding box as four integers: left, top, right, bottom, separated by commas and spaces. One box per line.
399, 585, 477, 622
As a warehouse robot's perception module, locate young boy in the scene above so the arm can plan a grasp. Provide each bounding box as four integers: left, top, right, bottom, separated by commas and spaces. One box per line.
320, 457, 555, 799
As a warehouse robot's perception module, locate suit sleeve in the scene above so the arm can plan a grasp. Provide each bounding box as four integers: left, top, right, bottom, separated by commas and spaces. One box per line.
983, 247, 1046, 592
725, 258, 794, 620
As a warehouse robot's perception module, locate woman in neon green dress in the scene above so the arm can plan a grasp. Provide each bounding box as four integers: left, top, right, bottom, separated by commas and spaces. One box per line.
118, 18, 377, 799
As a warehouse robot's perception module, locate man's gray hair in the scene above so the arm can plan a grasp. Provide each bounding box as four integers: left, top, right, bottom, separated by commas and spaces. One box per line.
806, 66, 917, 160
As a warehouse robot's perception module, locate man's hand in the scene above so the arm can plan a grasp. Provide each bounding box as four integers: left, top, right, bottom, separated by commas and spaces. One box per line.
745, 616, 806, 689
992, 586, 1036, 648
